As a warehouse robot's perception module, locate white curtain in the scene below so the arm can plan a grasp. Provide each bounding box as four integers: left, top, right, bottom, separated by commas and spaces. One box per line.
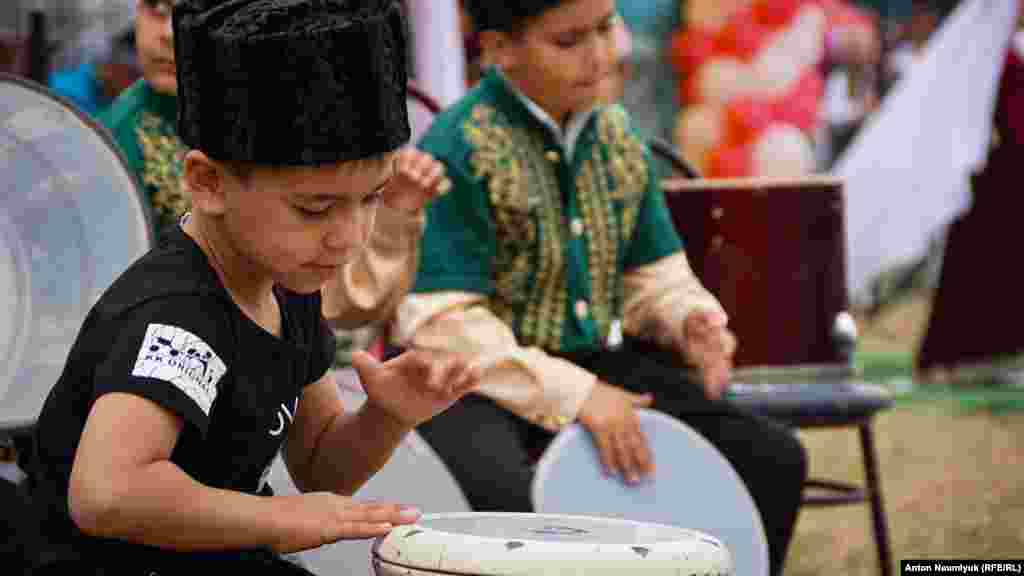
406, 0, 466, 108
833, 0, 1019, 302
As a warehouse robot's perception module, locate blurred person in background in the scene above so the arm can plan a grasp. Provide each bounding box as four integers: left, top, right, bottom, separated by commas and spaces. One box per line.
48, 26, 139, 117
99, 0, 187, 239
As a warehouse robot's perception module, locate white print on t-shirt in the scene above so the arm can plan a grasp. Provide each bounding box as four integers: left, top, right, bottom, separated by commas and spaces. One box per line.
131, 323, 227, 416
269, 397, 299, 437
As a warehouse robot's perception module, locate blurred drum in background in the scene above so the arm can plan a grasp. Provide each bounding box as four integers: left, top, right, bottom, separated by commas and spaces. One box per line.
532, 408, 767, 576
0, 73, 152, 433
662, 176, 849, 369
372, 512, 732, 576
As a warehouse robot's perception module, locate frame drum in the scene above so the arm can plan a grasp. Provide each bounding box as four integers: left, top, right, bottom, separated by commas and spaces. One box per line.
372, 512, 732, 575
531, 409, 768, 576
0, 74, 153, 431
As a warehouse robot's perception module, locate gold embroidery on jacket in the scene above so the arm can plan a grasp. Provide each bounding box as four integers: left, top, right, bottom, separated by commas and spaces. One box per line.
136, 111, 189, 231
597, 106, 647, 243
522, 135, 566, 351
464, 104, 566, 350
576, 155, 618, 342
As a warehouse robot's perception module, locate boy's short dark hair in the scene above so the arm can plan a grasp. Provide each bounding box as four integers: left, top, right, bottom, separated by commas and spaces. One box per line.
173, 0, 410, 168
462, 0, 565, 34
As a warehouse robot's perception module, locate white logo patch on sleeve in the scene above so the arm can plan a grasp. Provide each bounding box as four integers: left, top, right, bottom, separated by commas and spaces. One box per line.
131, 323, 227, 416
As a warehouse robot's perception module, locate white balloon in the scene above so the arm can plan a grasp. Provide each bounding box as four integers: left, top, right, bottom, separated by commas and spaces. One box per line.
790, 4, 827, 69
749, 4, 827, 98
750, 50, 801, 96
698, 57, 753, 105
752, 123, 817, 177
675, 105, 725, 173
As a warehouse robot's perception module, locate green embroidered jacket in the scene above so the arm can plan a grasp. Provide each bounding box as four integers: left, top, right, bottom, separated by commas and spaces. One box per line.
414, 71, 684, 353
99, 80, 190, 238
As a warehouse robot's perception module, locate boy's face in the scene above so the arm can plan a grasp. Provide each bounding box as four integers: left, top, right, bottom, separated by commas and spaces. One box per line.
201, 157, 394, 295
136, 0, 177, 95
493, 0, 618, 121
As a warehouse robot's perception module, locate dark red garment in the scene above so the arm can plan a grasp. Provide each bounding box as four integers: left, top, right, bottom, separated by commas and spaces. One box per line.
917, 47, 1024, 370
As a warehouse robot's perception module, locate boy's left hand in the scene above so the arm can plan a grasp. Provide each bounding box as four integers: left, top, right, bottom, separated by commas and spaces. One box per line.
679, 310, 736, 400
350, 349, 480, 429
382, 148, 452, 214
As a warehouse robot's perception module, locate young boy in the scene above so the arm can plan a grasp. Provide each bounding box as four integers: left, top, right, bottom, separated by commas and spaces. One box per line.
99, 0, 190, 238
394, 1, 807, 575
22, 1, 477, 574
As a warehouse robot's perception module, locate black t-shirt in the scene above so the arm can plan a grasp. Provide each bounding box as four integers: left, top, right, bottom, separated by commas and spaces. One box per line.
24, 225, 336, 570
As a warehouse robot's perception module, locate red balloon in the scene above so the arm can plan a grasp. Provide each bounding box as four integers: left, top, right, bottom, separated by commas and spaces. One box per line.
670, 27, 718, 75
792, 71, 823, 109
753, 0, 804, 30
707, 143, 753, 178
725, 97, 775, 145
717, 10, 769, 62
774, 70, 824, 133
679, 73, 704, 105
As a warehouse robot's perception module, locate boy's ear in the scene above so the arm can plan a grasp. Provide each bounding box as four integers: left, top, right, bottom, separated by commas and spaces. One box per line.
478, 30, 517, 71
183, 150, 228, 217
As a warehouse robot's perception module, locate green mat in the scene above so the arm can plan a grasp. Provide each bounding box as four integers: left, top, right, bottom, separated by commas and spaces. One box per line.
855, 350, 1024, 414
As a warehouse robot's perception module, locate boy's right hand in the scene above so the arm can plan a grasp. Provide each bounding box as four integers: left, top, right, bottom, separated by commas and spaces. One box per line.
577, 381, 655, 486
276, 492, 421, 552
383, 148, 452, 215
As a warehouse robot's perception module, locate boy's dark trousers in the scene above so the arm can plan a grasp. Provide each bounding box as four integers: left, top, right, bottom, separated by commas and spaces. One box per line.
417, 338, 808, 576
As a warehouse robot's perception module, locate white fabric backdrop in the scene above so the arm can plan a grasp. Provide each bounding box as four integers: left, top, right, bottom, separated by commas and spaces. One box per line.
407, 0, 466, 108
833, 0, 1019, 302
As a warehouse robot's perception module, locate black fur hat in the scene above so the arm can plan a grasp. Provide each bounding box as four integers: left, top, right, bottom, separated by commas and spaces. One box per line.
173, 0, 410, 166
462, 0, 565, 33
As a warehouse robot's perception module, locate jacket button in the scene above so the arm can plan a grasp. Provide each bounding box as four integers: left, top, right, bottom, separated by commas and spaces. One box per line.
570, 218, 584, 237
575, 300, 590, 320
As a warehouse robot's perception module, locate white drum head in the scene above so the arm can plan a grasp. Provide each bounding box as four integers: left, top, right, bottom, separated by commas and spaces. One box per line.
0, 74, 153, 429
373, 512, 732, 575
531, 409, 769, 576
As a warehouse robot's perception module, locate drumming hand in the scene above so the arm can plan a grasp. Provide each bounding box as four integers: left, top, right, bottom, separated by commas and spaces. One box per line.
351, 349, 481, 429
276, 492, 421, 551
681, 310, 736, 400
382, 148, 451, 214
577, 381, 655, 485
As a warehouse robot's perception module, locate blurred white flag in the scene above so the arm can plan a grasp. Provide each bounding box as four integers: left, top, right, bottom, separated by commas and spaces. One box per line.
833, 0, 1019, 302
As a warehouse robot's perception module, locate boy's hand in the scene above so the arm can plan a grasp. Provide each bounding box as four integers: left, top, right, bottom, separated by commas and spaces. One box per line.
680, 310, 736, 400
277, 492, 421, 552
350, 349, 481, 429
382, 148, 451, 214
577, 381, 655, 485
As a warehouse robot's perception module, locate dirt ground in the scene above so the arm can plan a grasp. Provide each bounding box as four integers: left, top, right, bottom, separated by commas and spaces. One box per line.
785, 293, 1024, 575
787, 404, 1024, 575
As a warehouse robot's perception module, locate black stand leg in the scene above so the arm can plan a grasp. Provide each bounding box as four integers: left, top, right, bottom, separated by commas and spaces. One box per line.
860, 421, 892, 576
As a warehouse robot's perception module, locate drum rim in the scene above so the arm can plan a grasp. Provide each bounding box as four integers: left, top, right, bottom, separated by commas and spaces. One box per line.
371, 511, 731, 576
663, 174, 843, 192
0, 71, 158, 248
530, 407, 768, 576
0, 210, 32, 404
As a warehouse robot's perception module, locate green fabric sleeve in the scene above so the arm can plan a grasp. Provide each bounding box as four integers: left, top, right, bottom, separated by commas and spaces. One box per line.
412, 158, 496, 296
623, 145, 684, 269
